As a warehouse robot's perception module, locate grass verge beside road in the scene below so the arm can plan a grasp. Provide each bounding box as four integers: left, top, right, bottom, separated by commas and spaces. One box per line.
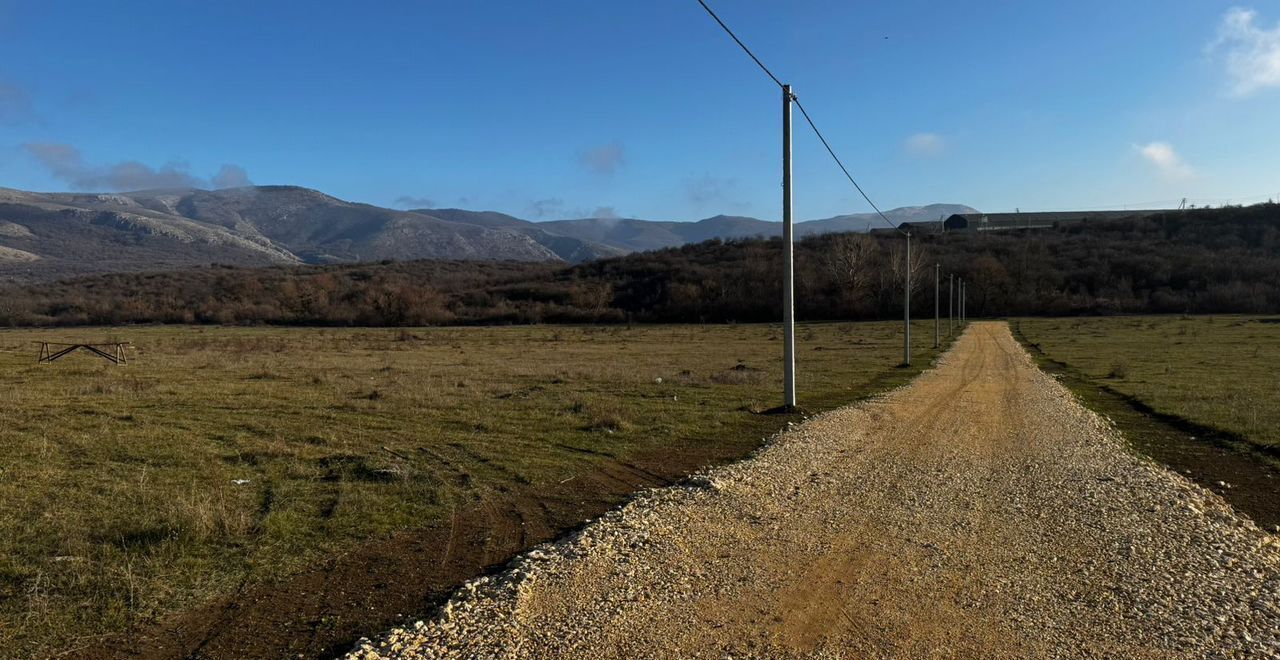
1014, 316, 1280, 452
1012, 315, 1280, 531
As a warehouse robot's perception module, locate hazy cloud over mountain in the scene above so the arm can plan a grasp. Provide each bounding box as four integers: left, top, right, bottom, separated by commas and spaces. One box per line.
22, 141, 252, 191
526, 197, 565, 219
394, 194, 436, 208
23, 142, 204, 190
212, 164, 253, 189
517, 200, 622, 220
578, 142, 625, 176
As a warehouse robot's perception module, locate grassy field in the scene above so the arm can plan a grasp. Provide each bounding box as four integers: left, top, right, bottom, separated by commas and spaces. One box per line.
1014, 315, 1280, 452
0, 320, 952, 657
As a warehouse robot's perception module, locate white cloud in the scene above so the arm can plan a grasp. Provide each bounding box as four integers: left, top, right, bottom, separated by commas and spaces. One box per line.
1135, 141, 1194, 179
578, 141, 625, 176
1209, 7, 1280, 96
904, 132, 945, 157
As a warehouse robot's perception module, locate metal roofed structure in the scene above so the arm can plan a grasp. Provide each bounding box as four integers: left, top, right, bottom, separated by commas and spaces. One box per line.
942, 210, 1166, 232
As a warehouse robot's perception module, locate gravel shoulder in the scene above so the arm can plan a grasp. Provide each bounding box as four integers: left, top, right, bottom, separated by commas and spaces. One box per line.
347, 322, 1280, 659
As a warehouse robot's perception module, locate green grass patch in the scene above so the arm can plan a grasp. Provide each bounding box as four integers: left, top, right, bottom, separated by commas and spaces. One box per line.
1011, 316, 1280, 531
1014, 315, 1280, 452
0, 320, 952, 657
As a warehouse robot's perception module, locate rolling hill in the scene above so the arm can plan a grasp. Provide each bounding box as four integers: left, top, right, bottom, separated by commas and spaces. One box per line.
4, 202, 1277, 327
420, 204, 977, 254
0, 187, 561, 280
0, 185, 974, 281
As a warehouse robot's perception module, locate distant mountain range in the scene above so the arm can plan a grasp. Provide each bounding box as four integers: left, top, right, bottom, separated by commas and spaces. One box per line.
422, 204, 977, 256
0, 185, 975, 281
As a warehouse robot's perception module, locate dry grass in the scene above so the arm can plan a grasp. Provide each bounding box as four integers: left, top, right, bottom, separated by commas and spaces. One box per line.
0, 321, 951, 657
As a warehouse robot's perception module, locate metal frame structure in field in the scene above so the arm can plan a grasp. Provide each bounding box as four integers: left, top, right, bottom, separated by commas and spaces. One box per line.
36, 342, 130, 365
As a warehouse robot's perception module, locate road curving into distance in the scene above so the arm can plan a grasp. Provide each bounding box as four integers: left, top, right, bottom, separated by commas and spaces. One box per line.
347, 322, 1280, 659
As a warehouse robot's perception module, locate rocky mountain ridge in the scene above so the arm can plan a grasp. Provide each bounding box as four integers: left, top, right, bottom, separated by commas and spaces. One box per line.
0, 185, 975, 281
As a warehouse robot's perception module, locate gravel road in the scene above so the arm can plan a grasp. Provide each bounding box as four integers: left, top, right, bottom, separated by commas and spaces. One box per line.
347, 322, 1280, 658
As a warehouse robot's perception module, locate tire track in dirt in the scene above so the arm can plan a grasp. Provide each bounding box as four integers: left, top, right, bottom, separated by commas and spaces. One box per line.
71, 422, 731, 659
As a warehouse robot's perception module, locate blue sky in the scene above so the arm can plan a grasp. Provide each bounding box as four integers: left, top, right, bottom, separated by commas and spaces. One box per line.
1, 1, 1278, 221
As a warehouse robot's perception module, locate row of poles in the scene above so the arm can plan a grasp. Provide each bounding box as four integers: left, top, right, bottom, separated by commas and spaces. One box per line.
694, 2, 971, 411
779, 86, 968, 410
902, 236, 968, 367
904, 256, 967, 368
901, 234, 968, 367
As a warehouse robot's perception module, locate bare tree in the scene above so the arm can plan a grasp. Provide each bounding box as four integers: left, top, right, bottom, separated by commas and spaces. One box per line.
823, 233, 876, 302
908, 243, 932, 295
885, 239, 932, 295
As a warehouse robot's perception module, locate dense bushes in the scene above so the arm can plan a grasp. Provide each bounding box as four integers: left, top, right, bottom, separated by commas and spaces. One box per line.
1, 204, 1278, 326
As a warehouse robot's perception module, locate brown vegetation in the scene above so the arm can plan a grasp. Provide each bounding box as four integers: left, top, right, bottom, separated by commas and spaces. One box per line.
0, 203, 1277, 328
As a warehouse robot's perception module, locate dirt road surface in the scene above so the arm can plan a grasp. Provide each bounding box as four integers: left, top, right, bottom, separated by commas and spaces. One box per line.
347, 322, 1280, 658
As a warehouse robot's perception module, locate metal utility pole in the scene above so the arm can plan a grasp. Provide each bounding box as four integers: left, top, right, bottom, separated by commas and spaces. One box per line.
903, 232, 911, 366
934, 263, 940, 348
948, 273, 954, 334
781, 84, 796, 410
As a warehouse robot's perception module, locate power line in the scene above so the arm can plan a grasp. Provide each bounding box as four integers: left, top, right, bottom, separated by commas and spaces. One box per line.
794, 100, 905, 236
990, 192, 1279, 214
695, 0, 905, 236
695, 0, 783, 88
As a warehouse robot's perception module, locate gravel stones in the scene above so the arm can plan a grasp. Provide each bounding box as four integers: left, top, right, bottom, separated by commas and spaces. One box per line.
346, 322, 1280, 659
